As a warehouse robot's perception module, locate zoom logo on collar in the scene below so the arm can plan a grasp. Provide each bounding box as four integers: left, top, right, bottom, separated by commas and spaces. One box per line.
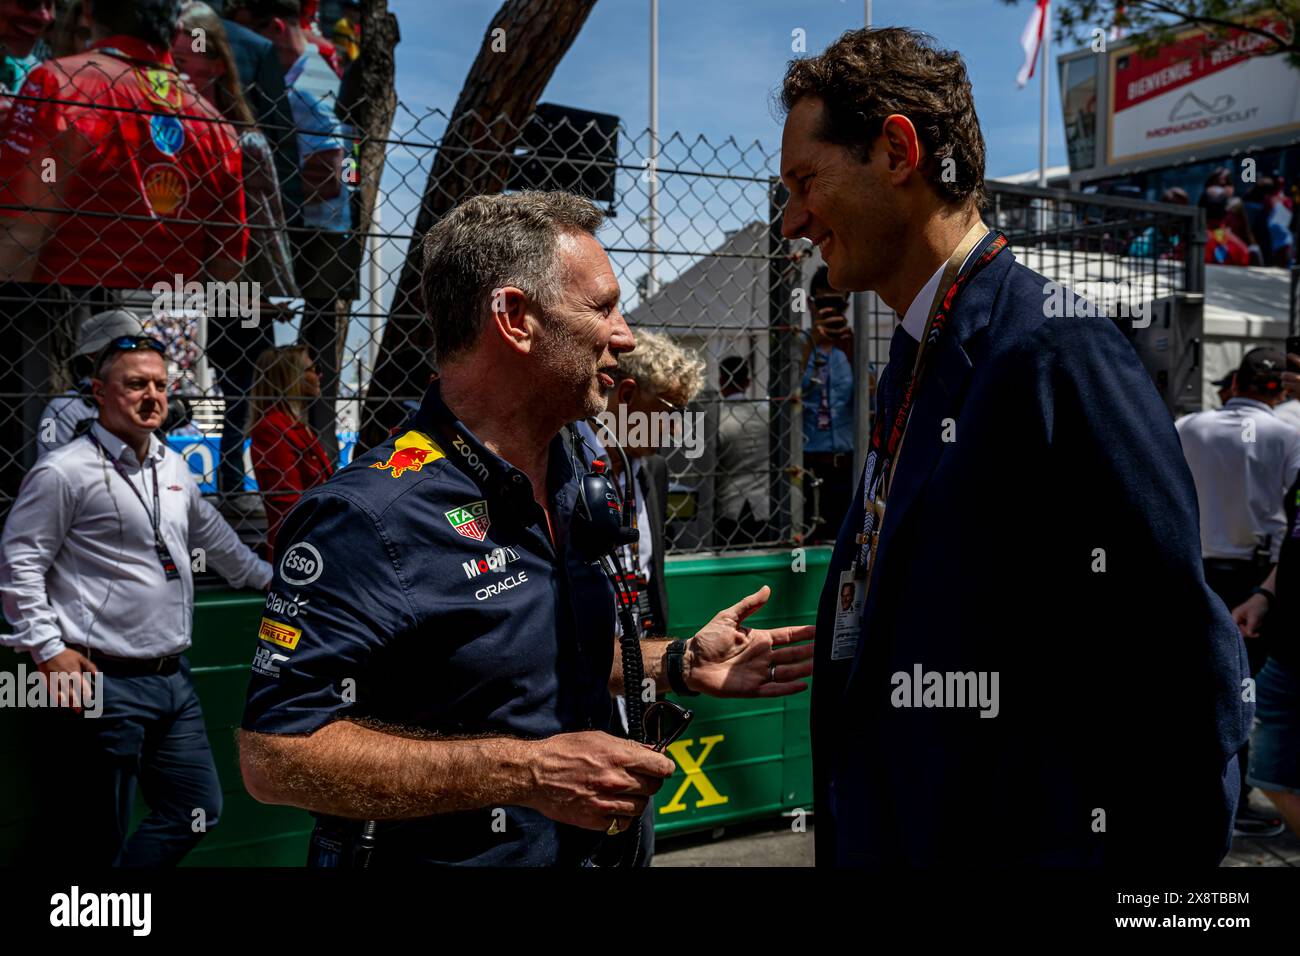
452, 435, 491, 482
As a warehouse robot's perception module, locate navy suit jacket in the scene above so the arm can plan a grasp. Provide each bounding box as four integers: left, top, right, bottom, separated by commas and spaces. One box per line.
812, 233, 1251, 866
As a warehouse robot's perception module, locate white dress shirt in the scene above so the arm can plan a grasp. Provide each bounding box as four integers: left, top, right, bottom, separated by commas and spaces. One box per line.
898, 231, 989, 341
1175, 398, 1300, 561
0, 422, 272, 663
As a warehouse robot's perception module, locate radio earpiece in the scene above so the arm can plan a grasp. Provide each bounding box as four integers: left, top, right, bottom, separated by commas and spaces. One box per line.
569, 420, 637, 561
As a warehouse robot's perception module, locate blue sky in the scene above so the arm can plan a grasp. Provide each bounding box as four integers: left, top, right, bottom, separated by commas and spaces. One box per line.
387, 0, 1067, 178
342, 1, 1075, 383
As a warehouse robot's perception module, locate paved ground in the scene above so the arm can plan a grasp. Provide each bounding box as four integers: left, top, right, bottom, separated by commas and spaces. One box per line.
654, 794, 1300, 866
655, 818, 813, 867
1222, 791, 1300, 867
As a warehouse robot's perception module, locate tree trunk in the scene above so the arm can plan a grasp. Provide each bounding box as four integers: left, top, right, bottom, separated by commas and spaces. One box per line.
359, 0, 598, 450
303, 0, 399, 461
354, 0, 400, 238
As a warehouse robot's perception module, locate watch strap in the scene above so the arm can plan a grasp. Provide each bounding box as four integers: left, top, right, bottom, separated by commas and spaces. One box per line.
666, 638, 699, 697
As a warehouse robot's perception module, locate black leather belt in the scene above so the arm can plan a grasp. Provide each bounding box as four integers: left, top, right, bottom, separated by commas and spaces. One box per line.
1203, 558, 1254, 571
806, 452, 851, 469
66, 644, 183, 676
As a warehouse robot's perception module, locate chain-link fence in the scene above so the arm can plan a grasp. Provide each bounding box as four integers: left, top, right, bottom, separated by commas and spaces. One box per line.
860, 182, 1208, 396
0, 36, 816, 558
0, 34, 1209, 562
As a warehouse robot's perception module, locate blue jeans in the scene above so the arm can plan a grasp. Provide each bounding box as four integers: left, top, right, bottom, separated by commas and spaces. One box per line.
1247, 657, 1300, 795
55, 657, 222, 866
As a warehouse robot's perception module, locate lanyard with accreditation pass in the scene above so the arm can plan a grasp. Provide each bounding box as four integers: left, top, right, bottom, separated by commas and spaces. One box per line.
857, 221, 1009, 578
830, 222, 1008, 662
85, 431, 181, 582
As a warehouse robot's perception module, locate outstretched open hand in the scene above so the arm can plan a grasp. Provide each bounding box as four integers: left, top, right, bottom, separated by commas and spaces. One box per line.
685, 585, 815, 698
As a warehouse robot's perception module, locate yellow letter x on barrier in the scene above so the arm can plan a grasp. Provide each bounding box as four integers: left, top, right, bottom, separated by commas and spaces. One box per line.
659, 735, 729, 814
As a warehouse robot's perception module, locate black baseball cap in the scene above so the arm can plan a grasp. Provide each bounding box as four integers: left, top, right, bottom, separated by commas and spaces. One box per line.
1236, 347, 1285, 394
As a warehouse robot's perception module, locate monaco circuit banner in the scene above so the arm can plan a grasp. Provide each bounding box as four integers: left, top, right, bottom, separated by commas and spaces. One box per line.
1108, 15, 1300, 166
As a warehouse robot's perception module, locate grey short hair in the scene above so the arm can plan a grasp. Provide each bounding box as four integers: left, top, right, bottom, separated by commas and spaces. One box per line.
616, 330, 706, 402
420, 191, 605, 365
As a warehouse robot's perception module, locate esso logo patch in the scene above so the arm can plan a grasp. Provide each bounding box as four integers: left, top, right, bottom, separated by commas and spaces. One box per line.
279, 542, 324, 586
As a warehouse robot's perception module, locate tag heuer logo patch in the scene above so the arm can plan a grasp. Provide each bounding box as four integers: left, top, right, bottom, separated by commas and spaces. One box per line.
445, 500, 490, 540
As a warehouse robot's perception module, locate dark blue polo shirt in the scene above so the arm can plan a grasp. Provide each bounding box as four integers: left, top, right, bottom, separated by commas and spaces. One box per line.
241, 380, 617, 865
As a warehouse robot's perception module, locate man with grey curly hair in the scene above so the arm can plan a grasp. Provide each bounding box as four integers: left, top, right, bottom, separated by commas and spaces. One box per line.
240, 191, 814, 867
582, 328, 706, 865
596, 328, 705, 636
612, 330, 706, 405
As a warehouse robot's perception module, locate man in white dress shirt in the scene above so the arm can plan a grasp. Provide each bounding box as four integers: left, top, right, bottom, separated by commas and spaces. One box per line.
0, 335, 272, 865
1177, 348, 1300, 581
1176, 345, 1300, 838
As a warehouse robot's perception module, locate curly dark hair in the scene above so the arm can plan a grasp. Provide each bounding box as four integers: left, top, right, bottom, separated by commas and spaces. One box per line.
780, 27, 987, 210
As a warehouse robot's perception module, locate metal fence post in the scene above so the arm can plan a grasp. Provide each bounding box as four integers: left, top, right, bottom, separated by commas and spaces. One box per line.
769, 179, 799, 547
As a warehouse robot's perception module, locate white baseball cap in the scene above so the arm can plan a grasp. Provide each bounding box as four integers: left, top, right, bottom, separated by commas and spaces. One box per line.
75, 309, 144, 358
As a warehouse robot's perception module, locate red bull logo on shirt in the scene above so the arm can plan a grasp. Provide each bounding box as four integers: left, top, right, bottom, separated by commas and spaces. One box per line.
446, 500, 491, 541
371, 430, 445, 477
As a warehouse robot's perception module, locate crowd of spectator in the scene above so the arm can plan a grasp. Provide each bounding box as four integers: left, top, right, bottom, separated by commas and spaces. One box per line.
1129, 165, 1297, 267
1198, 166, 1296, 268
0, 0, 360, 559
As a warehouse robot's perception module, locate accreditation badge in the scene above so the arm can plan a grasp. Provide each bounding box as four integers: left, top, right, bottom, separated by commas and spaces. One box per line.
830, 568, 864, 661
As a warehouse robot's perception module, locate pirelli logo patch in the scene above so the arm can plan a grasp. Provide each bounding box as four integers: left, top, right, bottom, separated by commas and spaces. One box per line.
258, 617, 302, 651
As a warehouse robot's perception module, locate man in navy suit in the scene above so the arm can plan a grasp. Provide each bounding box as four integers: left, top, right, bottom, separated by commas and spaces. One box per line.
778, 27, 1251, 866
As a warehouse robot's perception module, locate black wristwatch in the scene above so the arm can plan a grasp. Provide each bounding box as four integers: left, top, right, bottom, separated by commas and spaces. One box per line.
1251, 586, 1276, 606
665, 638, 699, 697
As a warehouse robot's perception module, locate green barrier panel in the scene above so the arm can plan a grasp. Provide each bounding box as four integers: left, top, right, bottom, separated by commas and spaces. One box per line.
0, 547, 829, 863
651, 549, 825, 837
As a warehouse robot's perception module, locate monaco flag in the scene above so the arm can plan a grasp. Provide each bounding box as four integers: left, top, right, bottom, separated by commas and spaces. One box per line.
1017, 0, 1050, 88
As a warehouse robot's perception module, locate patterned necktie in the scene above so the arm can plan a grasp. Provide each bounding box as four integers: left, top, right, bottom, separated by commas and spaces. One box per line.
881, 324, 920, 429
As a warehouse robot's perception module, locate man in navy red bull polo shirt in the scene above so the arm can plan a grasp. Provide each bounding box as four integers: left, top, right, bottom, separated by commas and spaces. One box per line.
238, 190, 814, 866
